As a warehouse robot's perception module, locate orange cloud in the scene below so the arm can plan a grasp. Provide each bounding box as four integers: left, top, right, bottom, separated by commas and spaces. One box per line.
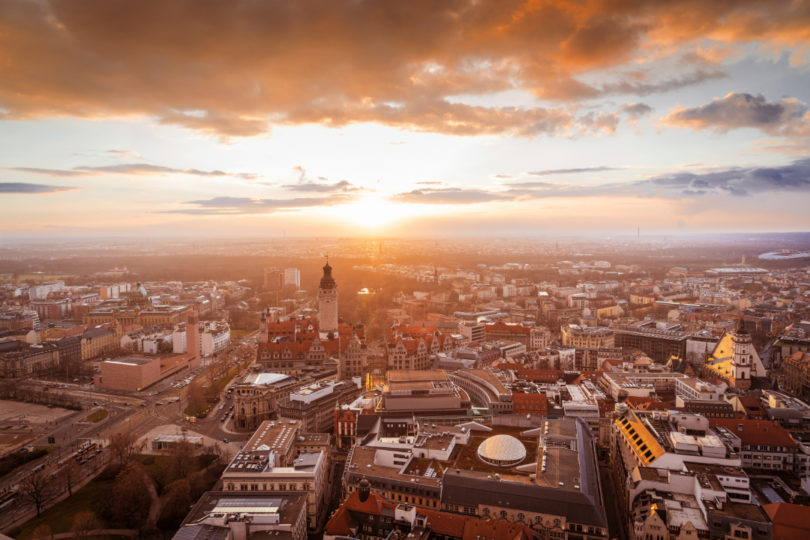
0, 1, 807, 136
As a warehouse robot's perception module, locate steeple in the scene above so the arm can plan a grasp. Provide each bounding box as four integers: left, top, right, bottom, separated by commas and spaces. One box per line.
320, 257, 336, 289
318, 258, 338, 334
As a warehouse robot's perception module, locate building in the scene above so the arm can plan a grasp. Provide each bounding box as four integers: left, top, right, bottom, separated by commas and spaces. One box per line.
324, 480, 534, 540
784, 351, 810, 401
340, 334, 367, 380
318, 260, 338, 335
263, 267, 284, 291
447, 368, 513, 414
385, 337, 430, 371
173, 319, 229, 358
602, 371, 691, 401
710, 418, 805, 474
763, 502, 810, 540
705, 321, 767, 390
613, 322, 688, 364
173, 491, 308, 540
95, 353, 198, 391
232, 372, 298, 430
28, 281, 66, 300
0, 341, 59, 378
80, 326, 117, 360
220, 419, 330, 530
276, 379, 361, 433
379, 370, 471, 416
485, 322, 531, 346
562, 324, 615, 349
284, 267, 301, 288
458, 322, 485, 344
440, 418, 608, 539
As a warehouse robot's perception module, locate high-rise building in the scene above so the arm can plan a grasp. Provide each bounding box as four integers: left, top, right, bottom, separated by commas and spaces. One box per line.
263, 267, 284, 291
318, 260, 338, 335
186, 310, 200, 361
284, 267, 301, 288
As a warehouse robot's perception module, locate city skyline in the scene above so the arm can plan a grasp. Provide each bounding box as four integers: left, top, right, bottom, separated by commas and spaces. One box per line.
1, 1, 809, 237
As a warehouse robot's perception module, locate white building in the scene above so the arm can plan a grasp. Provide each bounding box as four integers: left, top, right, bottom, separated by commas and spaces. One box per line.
284, 267, 301, 288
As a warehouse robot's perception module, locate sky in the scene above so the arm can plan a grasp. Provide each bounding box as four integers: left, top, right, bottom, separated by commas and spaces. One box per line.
1, 0, 809, 238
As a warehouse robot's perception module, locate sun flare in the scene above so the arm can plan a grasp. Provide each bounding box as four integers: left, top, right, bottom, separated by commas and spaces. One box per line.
330, 195, 407, 230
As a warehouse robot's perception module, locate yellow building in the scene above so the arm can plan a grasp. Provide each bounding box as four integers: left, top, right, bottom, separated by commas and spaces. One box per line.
705, 322, 766, 389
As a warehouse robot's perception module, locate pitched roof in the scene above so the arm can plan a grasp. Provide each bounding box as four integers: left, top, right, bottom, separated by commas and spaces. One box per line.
762, 502, 810, 540
710, 418, 796, 448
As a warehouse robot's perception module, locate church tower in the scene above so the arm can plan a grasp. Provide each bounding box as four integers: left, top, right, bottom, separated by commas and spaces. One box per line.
318, 259, 338, 335
731, 319, 753, 389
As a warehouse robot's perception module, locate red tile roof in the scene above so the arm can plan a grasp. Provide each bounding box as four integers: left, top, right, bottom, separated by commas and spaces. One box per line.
763, 502, 810, 540
710, 419, 797, 448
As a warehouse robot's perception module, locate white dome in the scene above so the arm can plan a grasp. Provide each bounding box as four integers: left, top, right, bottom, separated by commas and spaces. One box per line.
477, 434, 526, 467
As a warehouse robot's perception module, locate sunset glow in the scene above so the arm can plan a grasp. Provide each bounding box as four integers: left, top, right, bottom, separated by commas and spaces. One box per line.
0, 1, 808, 236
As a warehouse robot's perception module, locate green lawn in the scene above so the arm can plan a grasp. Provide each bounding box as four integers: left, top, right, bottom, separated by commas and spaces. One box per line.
86, 409, 109, 423
13, 477, 114, 539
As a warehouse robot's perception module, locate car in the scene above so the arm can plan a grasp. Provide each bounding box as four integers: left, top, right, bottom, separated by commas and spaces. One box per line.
222, 438, 229, 443
92, 401, 99, 406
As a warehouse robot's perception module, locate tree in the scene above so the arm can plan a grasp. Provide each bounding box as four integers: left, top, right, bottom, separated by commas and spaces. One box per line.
30, 524, 53, 540
72, 510, 101, 539
109, 431, 140, 467
187, 380, 206, 416
158, 478, 192, 529
169, 439, 195, 480
107, 463, 152, 528
20, 470, 52, 518
60, 458, 81, 497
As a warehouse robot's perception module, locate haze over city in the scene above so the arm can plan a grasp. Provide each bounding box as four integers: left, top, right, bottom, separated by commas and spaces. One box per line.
4, 3, 810, 540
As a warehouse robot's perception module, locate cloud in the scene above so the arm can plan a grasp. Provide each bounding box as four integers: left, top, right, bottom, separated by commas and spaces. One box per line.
164, 194, 357, 215
0, 182, 76, 194
662, 93, 810, 136
526, 166, 620, 176
621, 102, 653, 118
2, 1, 808, 137
107, 149, 141, 159
396, 158, 810, 205
282, 180, 362, 193
513, 158, 810, 199
10, 163, 258, 180
390, 187, 512, 204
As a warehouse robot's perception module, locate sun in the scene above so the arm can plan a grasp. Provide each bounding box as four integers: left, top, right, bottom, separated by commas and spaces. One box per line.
330, 194, 410, 231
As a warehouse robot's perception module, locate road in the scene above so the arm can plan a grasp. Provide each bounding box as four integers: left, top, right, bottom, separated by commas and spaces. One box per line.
0, 331, 259, 533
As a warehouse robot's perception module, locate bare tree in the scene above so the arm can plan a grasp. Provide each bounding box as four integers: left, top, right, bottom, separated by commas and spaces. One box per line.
30, 524, 53, 540
60, 458, 81, 497
72, 510, 101, 538
109, 431, 141, 466
169, 439, 195, 479
20, 470, 52, 517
